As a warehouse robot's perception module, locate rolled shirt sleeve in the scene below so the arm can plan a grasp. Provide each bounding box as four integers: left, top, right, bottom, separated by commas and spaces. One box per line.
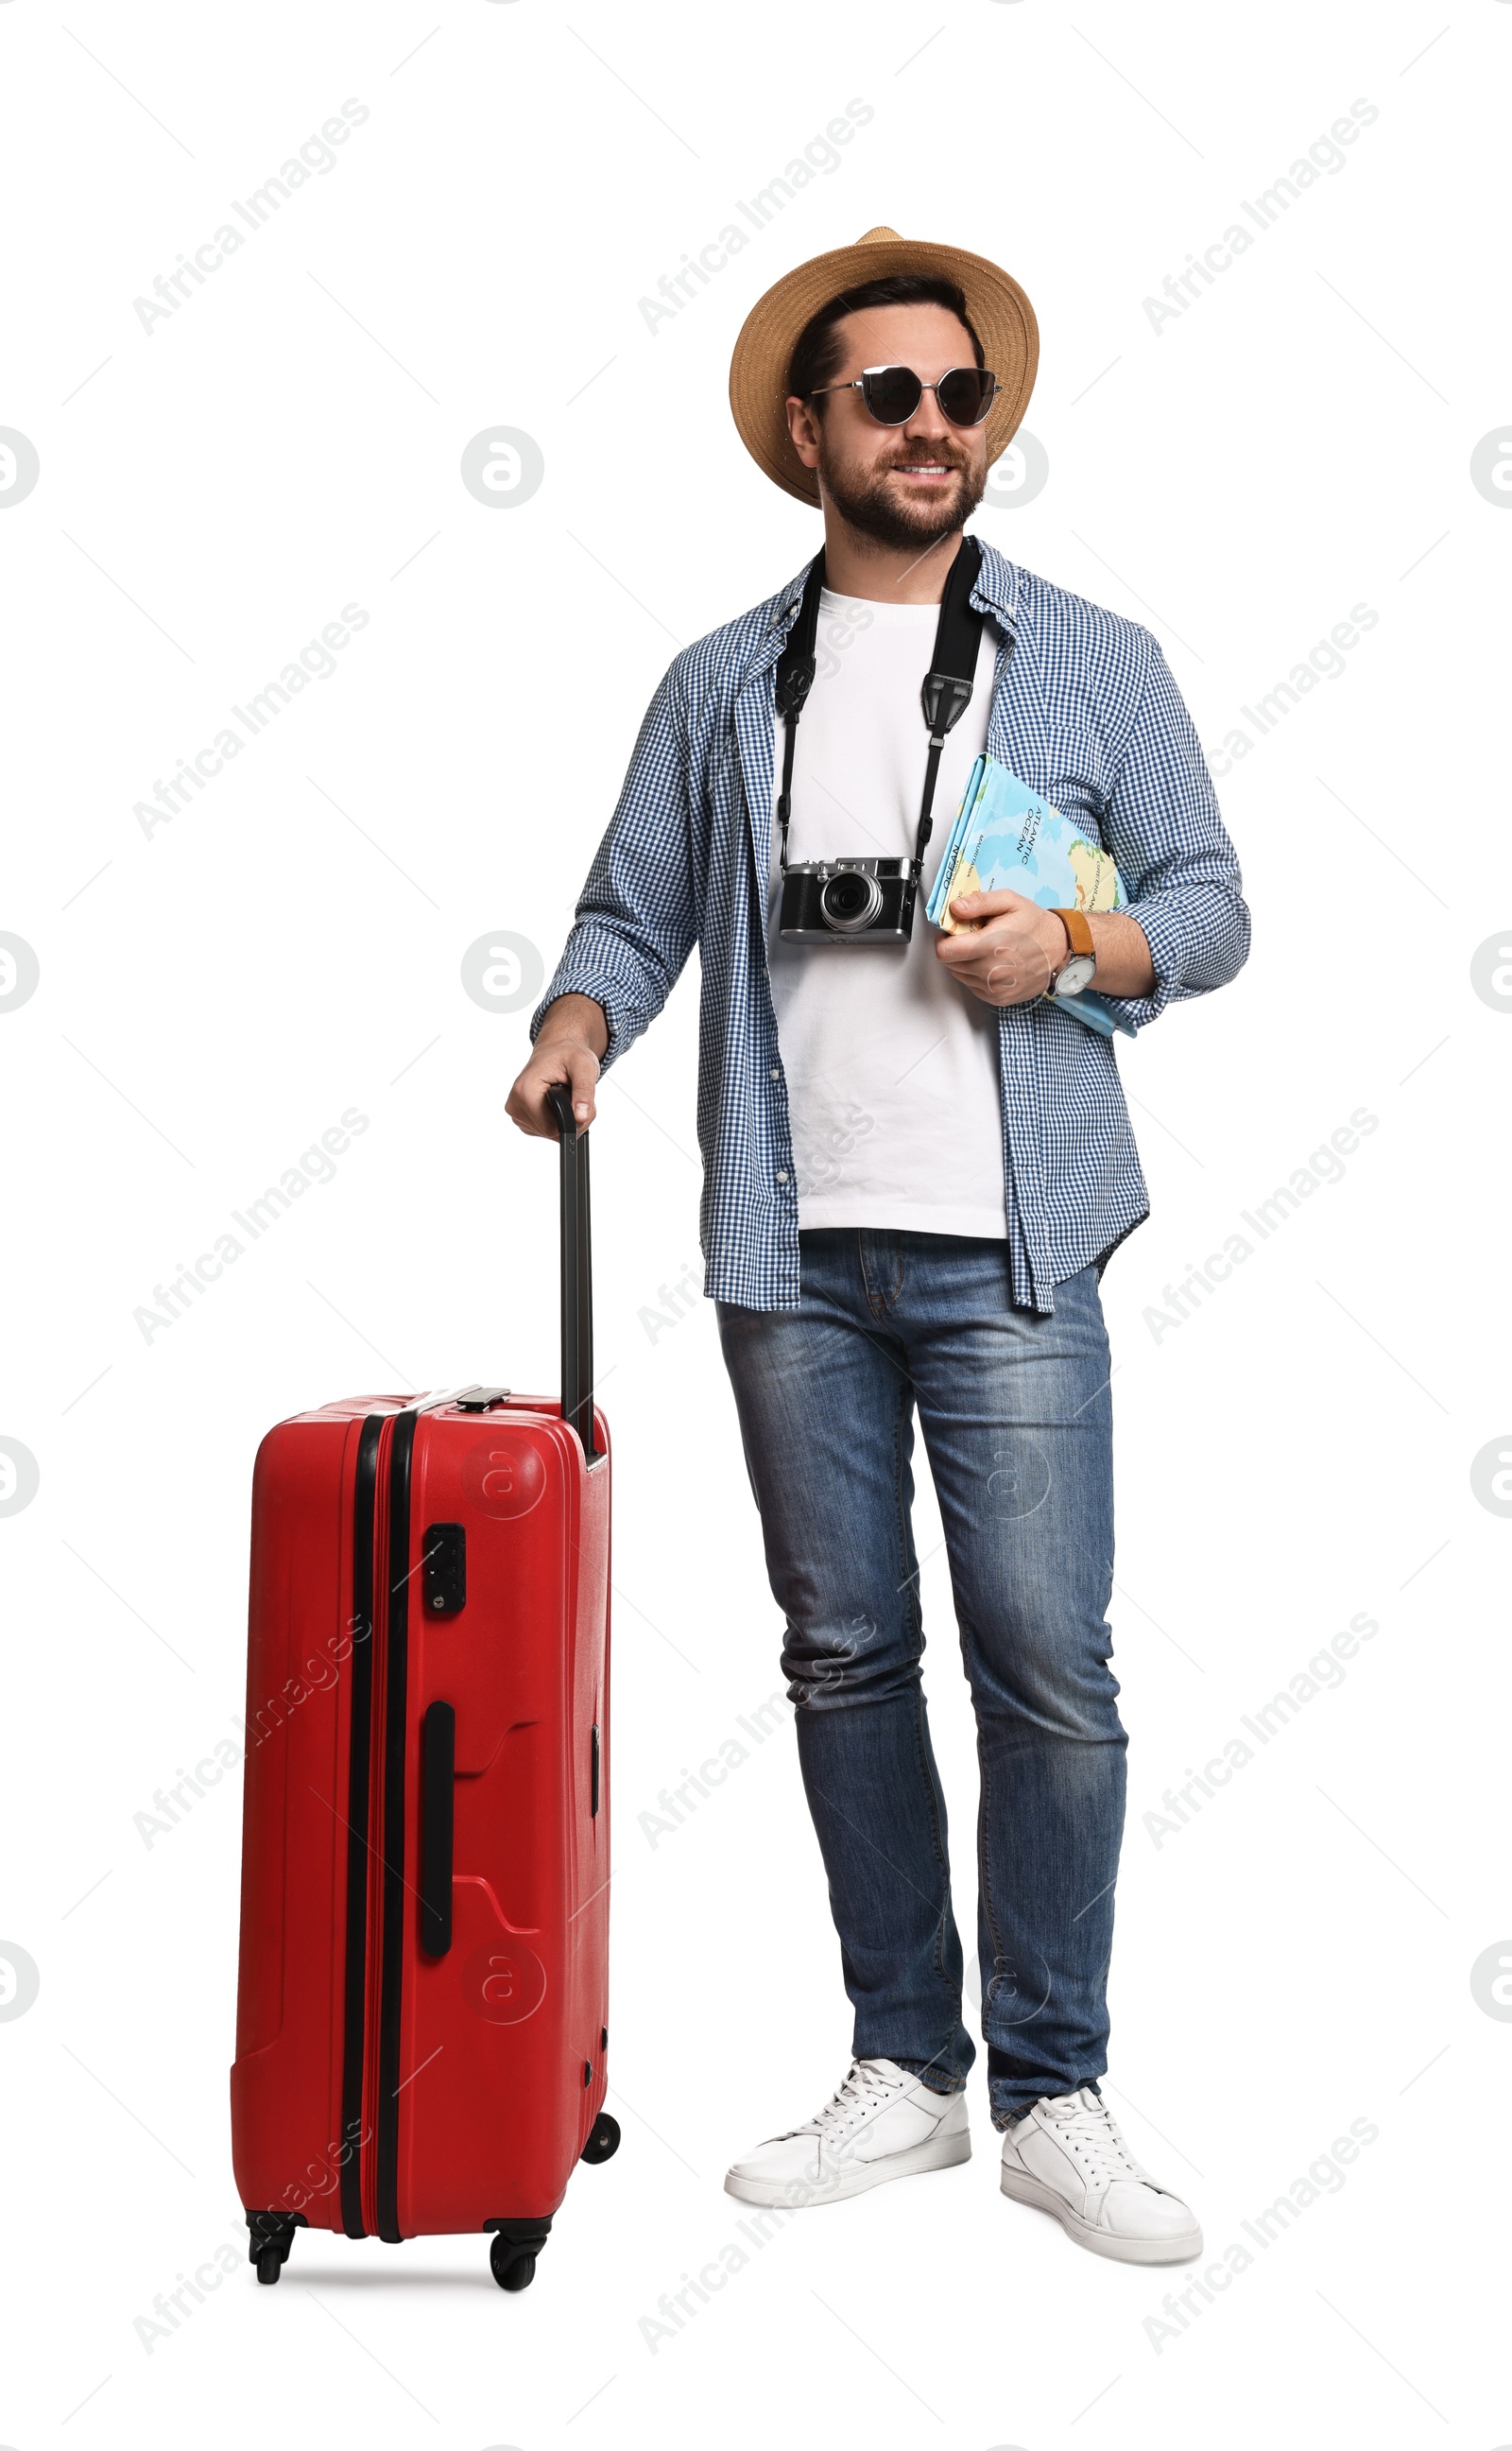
1095, 631, 1250, 1033
527, 660, 698, 1072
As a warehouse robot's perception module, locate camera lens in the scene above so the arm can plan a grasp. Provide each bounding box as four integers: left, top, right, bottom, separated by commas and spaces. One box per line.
819, 870, 884, 934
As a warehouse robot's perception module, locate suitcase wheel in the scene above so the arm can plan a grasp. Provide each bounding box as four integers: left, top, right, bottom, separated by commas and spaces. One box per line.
490, 2235, 537, 2292
580, 2111, 621, 2166
246, 2210, 302, 2287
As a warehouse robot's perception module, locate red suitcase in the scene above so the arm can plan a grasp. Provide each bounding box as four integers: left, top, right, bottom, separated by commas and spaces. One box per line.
231, 1088, 617, 2291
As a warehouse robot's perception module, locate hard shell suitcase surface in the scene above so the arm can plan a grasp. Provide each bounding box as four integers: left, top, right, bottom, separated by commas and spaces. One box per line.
230, 1090, 617, 2290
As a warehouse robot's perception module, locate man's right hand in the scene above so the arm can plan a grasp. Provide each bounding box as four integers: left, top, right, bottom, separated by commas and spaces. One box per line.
506, 993, 609, 1139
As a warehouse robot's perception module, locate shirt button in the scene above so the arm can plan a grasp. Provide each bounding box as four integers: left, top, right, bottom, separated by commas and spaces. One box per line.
769, 1066, 780, 1079
776, 1170, 789, 1185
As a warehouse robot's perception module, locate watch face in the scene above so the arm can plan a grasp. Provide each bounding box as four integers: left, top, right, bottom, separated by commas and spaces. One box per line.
1054, 954, 1097, 997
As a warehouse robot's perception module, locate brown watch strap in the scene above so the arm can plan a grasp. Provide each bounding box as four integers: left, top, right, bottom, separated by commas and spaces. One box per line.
1051, 906, 1095, 959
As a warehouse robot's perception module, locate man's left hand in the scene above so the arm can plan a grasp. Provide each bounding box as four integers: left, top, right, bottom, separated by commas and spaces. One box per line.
934, 889, 1066, 1007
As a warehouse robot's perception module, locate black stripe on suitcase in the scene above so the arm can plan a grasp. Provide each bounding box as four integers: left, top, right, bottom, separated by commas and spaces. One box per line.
339, 1413, 384, 2240
375, 1407, 419, 2243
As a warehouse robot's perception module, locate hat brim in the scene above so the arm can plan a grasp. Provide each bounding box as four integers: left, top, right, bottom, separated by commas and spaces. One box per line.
729, 228, 1040, 508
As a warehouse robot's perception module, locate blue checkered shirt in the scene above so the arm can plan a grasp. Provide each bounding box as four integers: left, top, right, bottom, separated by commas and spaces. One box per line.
529, 539, 1249, 1311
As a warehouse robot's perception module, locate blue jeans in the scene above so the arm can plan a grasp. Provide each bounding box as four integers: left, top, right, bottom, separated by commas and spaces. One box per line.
716, 1230, 1125, 2129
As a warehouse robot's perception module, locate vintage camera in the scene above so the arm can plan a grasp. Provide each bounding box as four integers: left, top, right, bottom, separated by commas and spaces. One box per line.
778, 856, 919, 944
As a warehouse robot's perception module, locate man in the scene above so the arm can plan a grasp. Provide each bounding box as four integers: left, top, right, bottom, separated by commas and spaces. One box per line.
507, 228, 1248, 2266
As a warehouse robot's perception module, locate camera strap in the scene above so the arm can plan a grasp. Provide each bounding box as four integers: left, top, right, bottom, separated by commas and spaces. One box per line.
772, 532, 988, 879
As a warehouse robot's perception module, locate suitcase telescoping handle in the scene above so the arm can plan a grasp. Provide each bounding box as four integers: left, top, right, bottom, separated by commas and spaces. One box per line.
544, 1083, 597, 1462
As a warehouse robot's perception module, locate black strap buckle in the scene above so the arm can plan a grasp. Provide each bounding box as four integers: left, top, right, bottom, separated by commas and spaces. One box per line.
774, 657, 816, 720
921, 671, 975, 740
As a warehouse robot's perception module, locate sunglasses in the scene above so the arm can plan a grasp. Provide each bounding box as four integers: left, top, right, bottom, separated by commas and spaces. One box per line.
808, 363, 1000, 428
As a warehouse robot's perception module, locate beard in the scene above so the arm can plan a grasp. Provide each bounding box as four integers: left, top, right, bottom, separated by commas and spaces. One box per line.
816, 433, 988, 553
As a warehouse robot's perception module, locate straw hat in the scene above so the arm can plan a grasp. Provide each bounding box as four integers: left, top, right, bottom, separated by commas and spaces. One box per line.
729, 225, 1039, 509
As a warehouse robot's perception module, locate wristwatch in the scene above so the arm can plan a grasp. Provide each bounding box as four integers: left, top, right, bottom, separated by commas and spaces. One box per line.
1047, 907, 1097, 998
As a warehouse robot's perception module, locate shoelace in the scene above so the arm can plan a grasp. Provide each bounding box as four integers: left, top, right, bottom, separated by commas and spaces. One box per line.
783, 2060, 902, 2142
1037, 2089, 1152, 2186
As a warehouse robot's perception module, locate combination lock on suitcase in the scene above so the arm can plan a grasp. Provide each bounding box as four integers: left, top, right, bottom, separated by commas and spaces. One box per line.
231, 1088, 617, 2291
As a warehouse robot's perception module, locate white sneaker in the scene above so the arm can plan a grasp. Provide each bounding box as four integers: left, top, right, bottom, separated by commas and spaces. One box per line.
724, 2058, 971, 2208
999, 2085, 1202, 2264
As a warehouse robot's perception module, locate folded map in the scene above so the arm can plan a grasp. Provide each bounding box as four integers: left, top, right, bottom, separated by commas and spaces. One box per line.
925, 754, 1134, 1039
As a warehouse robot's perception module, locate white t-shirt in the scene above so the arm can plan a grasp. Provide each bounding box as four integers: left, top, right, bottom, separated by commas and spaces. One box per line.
765, 587, 1005, 1238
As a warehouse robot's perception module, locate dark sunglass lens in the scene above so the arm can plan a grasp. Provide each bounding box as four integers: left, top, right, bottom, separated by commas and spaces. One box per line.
862, 367, 924, 423
937, 369, 997, 426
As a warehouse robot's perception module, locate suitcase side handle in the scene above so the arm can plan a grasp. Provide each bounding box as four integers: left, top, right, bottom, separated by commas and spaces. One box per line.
544, 1083, 597, 1462
419, 1700, 455, 1957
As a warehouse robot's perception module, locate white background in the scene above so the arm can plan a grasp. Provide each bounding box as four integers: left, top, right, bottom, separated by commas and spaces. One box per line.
2, 1, 1507, 2443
